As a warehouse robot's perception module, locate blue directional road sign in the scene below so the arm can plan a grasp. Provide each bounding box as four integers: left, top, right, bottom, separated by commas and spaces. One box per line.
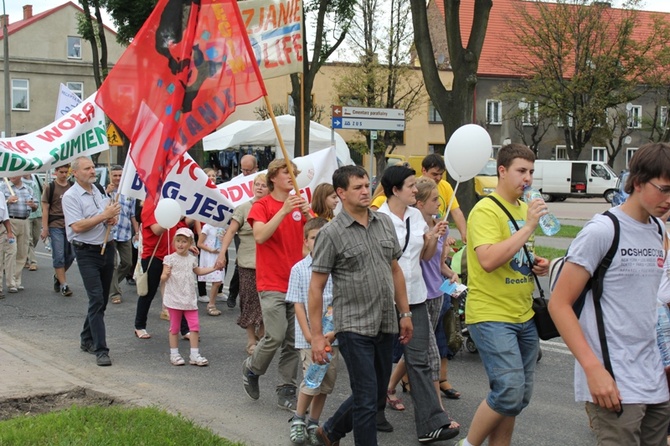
331, 106, 405, 131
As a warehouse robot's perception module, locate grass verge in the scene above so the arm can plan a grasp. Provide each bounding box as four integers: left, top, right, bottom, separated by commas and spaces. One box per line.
535, 246, 566, 260
534, 224, 582, 238
0, 405, 244, 446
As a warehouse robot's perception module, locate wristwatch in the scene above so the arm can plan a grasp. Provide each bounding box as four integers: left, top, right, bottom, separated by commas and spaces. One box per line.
399, 312, 412, 319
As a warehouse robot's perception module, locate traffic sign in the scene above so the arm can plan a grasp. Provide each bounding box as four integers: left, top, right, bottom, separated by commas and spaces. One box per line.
331, 106, 405, 131
106, 123, 123, 146
370, 131, 377, 140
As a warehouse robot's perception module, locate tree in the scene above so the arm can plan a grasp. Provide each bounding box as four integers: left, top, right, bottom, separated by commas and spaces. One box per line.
289, 0, 356, 158
333, 0, 426, 175
253, 103, 326, 123
409, 0, 493, 213
505, 0, 670, 160
92, 0, 156, 164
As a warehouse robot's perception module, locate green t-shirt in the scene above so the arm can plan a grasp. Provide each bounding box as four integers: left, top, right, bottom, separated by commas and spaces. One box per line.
465, 193, 535, 324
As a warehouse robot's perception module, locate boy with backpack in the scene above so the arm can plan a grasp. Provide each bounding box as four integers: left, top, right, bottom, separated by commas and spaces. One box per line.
41, 164, 75, 296
549, 142, 670, 445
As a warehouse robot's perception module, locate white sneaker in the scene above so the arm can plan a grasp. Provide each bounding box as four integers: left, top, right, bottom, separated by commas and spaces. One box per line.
197, 295, 210, 303
189, 353, 209, 367
170, 354, 185, 366
216, 292, 228, 302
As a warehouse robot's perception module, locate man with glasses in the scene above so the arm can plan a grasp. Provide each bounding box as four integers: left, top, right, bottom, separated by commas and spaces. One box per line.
41, 164, 75, 296
63, 157, 120, 367
550, 142, 670, 446
240, 154, 258, 177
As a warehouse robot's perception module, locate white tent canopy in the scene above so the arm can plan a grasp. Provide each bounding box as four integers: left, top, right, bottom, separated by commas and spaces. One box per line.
202, 115, 353, 165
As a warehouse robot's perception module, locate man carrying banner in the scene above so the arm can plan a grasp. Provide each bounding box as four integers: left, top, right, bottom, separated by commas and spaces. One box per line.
41, 165, 76, 296
241, 158, 310, 410
24, 174, 42, 271
0, 194, 14, 299
0, 176, 38, 293
63, 157, 121, 367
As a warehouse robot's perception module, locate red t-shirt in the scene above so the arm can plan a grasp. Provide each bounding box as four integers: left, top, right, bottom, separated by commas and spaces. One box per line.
141, 205, 189, 260
247, 195, 306, 292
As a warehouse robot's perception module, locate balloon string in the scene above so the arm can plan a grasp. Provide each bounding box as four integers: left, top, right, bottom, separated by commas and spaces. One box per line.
441, 181, 459, 222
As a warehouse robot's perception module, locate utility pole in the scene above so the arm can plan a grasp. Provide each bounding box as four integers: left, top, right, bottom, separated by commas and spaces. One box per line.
2, 0, 10, 137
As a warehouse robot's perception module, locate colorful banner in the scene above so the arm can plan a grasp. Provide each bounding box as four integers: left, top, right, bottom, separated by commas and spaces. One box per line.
96, 0, 267, 202
120, 146, 338, 227
0, 93, 108, 175
239, 0, 303, 78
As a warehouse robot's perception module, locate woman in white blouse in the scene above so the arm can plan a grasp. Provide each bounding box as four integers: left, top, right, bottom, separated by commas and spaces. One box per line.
376, 165, 460, 443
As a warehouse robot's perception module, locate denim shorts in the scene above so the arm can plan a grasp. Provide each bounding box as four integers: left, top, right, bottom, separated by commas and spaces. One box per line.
468, 320, 539, 417
49, 227, 75, 269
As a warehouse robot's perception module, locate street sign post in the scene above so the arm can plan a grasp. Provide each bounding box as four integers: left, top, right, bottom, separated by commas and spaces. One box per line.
331, 106, 405, 178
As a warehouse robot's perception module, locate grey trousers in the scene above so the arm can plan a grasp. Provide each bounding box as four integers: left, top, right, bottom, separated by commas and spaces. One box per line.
110, 240, 133, 298
404, 302, 451, 436
249, 290, 299, 389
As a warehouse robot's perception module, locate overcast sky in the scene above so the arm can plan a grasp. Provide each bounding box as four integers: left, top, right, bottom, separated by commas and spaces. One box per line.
3, 0, 670, 29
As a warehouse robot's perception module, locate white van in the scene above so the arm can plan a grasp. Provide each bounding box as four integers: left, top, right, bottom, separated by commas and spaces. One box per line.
532, 160, 618, 203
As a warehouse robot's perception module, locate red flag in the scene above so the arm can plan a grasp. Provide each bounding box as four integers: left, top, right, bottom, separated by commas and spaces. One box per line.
96, 0, 266, 202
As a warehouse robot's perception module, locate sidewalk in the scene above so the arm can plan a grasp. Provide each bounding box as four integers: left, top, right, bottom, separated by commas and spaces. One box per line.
0, 330, 146, 408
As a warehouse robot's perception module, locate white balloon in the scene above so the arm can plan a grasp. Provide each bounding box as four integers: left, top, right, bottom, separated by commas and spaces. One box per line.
444, 124, 492, 182
154, 198, 182, 229
293, 157, 315, 189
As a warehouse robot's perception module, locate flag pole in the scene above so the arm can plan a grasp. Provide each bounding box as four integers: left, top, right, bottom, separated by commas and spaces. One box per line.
263, 95, 301, 197
300, 72, 305, 157
100, 146, 117, 255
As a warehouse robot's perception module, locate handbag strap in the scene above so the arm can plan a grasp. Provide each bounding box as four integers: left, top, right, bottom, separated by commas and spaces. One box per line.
145, 232, 163, 272
401, 217, 411, 254
485, 195, 544, 298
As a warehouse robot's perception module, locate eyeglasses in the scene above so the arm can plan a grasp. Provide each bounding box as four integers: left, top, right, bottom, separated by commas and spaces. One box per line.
648, 181, 670, 196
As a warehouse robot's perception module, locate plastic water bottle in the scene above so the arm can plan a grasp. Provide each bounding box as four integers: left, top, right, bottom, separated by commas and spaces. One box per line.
304, 307, 335, 389
44, 236, 51, 252
523, 185, 561, 236
304, 346, 332, 389
657, 305, 670, 367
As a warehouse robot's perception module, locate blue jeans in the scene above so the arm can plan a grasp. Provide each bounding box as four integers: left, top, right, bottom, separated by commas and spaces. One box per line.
322, 331, 393, 446
74, 243, 115, 357
468, 320, 539, 417
49, 227, 74, 269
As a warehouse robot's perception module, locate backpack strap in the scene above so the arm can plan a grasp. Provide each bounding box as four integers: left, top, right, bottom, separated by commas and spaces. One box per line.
591, 211, 619, 394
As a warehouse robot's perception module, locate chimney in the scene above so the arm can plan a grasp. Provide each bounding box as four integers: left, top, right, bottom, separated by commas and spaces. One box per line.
23, 5, 33, 20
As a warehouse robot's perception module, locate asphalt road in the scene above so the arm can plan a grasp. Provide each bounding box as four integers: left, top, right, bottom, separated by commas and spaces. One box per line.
0, 201, 609, 445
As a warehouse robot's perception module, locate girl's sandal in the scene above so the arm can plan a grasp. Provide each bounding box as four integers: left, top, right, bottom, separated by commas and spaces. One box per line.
386, 389, 406, 411
207, 305, 221, 316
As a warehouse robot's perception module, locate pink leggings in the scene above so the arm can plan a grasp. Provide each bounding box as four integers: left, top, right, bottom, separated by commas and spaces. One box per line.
168, 308, 200, 334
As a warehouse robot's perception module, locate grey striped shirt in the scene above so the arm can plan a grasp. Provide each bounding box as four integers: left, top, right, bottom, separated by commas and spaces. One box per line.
312, 209, 402, 337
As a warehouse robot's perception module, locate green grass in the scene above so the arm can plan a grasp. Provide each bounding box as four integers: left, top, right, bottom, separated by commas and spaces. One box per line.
534, 224, 582, 238
535, 245, 567, 260
0, 405, 244, 446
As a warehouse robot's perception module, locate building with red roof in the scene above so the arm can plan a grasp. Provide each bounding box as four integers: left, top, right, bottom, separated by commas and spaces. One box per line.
0, 2, 125, 138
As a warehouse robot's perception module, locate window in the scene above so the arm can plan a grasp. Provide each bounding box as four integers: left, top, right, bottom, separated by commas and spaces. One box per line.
557, 113, 574, 128
67, 36, 82, 59
428, 143, 445, 154
627, 105, 642, 129
660, 106, 668, 128
592, 147, 607, 163
626, 148, 638, 168
428, 102, 442, 123
66, 82, 84, 100
11, 79, 29, 110
492, 145, 501, 158
486, 100, 502, 125
554, 145, 567, 160
520, 100, 538, 126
